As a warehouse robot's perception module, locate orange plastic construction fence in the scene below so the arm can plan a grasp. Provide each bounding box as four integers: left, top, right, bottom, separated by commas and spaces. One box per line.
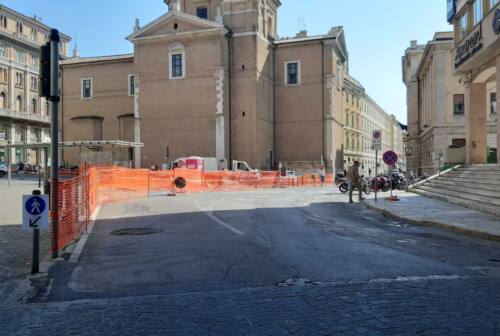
54, 166, 333, 251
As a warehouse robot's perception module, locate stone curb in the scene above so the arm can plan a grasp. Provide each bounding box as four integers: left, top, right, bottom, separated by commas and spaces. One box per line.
69, 205, 101, 263
362, 201, 500, 242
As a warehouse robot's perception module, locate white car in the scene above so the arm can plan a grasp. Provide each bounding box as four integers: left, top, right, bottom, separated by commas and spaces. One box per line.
0, 162, 7, 178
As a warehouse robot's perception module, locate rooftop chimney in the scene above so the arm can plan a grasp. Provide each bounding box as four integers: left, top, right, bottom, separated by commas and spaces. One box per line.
410, 40, 417, 48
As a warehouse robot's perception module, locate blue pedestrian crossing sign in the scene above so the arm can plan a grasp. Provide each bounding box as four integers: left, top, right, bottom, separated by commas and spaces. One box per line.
23, 195, 49, 231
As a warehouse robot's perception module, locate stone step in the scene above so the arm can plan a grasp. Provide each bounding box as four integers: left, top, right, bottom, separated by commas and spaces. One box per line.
412, 188, 500, 217
445, 172, 500, 180
456, 166, 500, 172
426, 180, 500, 199
435, 177, 500, 189
417, 184, 500, 207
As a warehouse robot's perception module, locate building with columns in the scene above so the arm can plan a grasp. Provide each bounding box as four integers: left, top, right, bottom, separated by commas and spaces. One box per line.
343, 75, 405, 175
403, 27, 498, 175
60, 0, 349, 173
447, 0, 499, 165
0, 5, 70, 165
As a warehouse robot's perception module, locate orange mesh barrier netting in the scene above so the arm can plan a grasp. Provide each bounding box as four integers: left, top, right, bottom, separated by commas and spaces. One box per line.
54, 174, 89, 253
54, 166, 333, 251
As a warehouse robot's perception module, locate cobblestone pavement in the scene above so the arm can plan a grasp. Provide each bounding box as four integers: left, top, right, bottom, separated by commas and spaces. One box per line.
2, 276, 500, 335
2, 187, 500, 335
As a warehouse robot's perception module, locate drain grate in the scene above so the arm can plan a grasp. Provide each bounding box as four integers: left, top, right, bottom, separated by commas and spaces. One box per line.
110, 228, 163, 236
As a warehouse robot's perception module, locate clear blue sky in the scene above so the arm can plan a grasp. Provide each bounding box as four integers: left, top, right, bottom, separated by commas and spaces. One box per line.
4, 0, 451, 123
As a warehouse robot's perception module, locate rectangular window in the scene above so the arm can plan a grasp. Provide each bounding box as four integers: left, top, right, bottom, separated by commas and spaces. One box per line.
15, 72, 24, 88
473, 0, 483, 26
15, 49, 25, 62
0, 44, 6, 58
31, 54, 38, 67
286, 62, 300, 85
491, 0, 499, 10
30, 76, 38, 91
197, 7, 208, 19
81, 78, 93, 99
491, 92, 497, 115
459, 12, 468, 39
171, 54, 183, 78
128, 75, 135, 96
453, 94, 465, 115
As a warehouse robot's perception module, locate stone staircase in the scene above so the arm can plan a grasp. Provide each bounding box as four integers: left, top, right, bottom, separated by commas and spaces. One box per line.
412, 165, 500, 217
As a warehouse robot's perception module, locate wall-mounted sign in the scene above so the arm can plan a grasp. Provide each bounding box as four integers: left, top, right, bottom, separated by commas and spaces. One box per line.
493, 9, 500, 35
455, 24, 483, 69
447, 0, 457, 23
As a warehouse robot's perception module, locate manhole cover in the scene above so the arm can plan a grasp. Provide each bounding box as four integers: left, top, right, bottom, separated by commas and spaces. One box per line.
110, 228, 163, 236
276, 278, 322, 287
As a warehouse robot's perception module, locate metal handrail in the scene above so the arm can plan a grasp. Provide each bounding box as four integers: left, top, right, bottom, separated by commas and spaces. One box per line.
408, 164, 462, 190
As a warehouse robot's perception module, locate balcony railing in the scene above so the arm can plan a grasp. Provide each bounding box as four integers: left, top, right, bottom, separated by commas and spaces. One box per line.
0, 108, 50, 124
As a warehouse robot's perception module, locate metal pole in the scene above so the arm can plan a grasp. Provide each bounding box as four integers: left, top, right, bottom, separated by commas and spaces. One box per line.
7, 143, 11, 187
390, 166, 393, 198
44, 147, 50, 195
374, 149, 378, 203
31, 189, 41, 274
49, 29, 60, 259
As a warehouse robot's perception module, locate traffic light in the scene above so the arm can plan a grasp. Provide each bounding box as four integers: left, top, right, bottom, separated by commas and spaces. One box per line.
39, 43, 51, 99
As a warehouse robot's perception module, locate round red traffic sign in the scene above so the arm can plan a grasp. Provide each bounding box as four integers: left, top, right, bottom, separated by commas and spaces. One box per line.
383, 151, 398, 166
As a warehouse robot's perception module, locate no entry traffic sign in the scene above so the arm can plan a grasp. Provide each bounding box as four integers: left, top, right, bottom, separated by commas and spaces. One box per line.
383, 151, 398, 166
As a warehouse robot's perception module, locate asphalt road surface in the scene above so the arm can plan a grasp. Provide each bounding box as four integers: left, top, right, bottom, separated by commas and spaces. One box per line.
3, 187, 500, 335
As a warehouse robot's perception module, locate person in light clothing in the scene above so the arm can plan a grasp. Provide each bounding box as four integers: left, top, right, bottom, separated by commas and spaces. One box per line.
348, 161, 364, 203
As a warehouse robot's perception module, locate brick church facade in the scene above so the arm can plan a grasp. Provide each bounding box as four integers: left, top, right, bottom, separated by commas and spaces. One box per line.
61, 0, 348, 173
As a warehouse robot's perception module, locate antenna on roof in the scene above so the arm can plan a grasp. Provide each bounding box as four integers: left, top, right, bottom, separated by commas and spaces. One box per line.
298, 15, 306, 32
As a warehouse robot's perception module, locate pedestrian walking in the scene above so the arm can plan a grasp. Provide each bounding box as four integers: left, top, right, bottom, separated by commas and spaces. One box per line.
17, 161, 25, 180
319, 165, 326, 186
348, 160, 364, 203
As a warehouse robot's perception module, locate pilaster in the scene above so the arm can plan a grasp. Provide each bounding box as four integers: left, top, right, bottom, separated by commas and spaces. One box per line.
215, 67, 225, 162
497, 55, 500, 163
133, 75, 141, 168
464, 76, 487, 164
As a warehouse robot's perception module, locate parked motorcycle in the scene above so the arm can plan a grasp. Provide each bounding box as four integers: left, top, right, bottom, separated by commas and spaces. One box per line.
339, 177, 371, 195
370, 176, 390, 192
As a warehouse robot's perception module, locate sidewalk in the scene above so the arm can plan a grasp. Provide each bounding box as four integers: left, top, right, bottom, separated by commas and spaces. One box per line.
363, 190, 500, 241
0, 177, 50, 302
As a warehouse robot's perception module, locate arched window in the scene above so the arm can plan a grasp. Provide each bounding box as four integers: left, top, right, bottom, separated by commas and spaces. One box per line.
15, 95, 22, 111
0, 92, 5, 109
31, 98, 37, 114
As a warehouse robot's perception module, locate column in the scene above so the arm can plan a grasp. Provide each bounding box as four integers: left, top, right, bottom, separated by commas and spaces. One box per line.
465, 80, 487, 164
24, 70, 29, 113
9, 67, 15, 110
497, 55, 500, 164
